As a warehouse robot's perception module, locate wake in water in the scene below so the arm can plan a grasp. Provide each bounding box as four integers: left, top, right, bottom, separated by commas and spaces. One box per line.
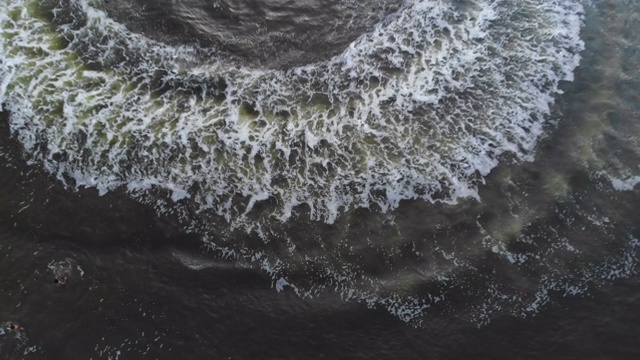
6, 0, 629, 326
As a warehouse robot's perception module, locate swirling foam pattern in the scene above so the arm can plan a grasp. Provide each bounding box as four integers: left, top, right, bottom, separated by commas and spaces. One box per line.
0, 0, 583, 223
0, 0, 587, 324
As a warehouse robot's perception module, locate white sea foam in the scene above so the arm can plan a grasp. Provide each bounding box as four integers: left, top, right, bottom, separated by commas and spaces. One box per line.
607, 174, 640, 191
0, 0, 585, 224
0, 0, 594, 325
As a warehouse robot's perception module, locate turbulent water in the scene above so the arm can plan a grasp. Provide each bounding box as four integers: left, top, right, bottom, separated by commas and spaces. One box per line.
1, 0, 640, 349
0, 0, 584, 223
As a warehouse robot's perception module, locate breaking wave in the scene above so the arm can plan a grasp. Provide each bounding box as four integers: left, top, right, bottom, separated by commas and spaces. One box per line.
0, 0, 583, 224
0, 0, 597, 325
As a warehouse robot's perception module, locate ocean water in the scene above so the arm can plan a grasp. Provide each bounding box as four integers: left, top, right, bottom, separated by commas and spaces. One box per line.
1, 0, 639, 358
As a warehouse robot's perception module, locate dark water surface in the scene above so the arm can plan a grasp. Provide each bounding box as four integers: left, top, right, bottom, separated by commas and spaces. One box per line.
1, 124, 639, 358
2, 0, 640, 358
103, 0, 403, 68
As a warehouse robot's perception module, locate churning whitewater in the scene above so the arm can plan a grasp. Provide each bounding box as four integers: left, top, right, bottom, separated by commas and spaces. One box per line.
0, 0, 583, 224
0, 0, 589, 325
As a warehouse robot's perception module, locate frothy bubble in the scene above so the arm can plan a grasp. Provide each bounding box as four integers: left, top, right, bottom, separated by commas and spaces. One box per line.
0, 0, 584, 225
0, 0, 589, 325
